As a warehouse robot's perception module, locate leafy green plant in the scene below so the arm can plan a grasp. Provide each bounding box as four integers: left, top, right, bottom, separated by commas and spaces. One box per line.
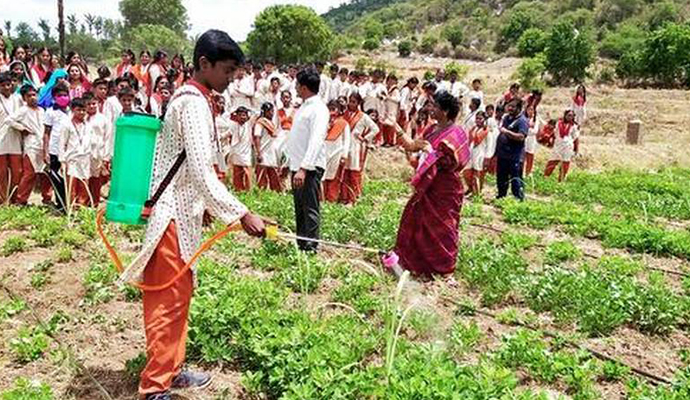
517, 27, 546, 57
0, 299, 26, 322
1, 378, 53, 400
331, 271, 381, 315
10, 326, 50, 363
601, 360, 631, 382
54, 246, 73, 263
398, 39, 413, 57
544, 240, 582, 265
1, 236, 27, 257
125, 352, 147, 378
30, 273, 49, 289
448, 320, 483, 355
83, 263, 117, 305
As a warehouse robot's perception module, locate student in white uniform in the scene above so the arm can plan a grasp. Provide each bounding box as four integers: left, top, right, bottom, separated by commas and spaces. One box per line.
399, 77, 419, 131
481, 104, 499, 185
0, 72, 22, 204
229, 106, 253, 192
10, 84, 52, 205
462, 98, 481, 132
523, 104, 541, 176
253, 102, 283, 192
466, 79, 484, 111
323, 100, 351, 203
43, 83, 72, 210
59, 98, 92, 207
84, 93, 110, 206
464, 111, 489, 196
381, 74, 401, 147
544, 109, 580, 182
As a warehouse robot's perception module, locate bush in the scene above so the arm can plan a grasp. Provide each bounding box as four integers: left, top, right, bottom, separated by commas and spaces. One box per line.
597, 66, 616, 84
418, 33, 438, 54
444, 61, 469, 81
513, 53, 547, 92
453, 46, 487, 61
545, 20, 595, 84
497, 8, 542, 52
599, 23, 646, 59
1, 236, 27, 257
615, 49, 644, 83
517, 28, 547, 57
1, 377, 53, 400
442, 23, 464, 49
646, 0, 680, 31
433, 43, 452, 58
641, 23, 690, 87
398, 39, 413, 57
362, 38, 380, 51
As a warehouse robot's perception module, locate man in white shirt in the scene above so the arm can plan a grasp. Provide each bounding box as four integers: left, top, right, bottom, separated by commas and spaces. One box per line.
43, 83, 71, 211
434, 69, 450, 93
327, 64, 341, 102
287, 68, 329, 252
316, 62, 331, 102
467, 78, 485, 111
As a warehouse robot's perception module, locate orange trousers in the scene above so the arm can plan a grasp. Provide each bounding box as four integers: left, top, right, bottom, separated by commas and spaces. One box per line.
382, 124, 398, 147
88, 176, 107, 207
16, 156, 53, 205
524, 153, 535, 176
0, 154, 22, 204
68, 177, 91, 207
544, 160, 571, 182
256, 166, 283, 192
339, 169, 362, 205
139, 221, 193, 396
323, 165, 345, 203
232, 165, 251, 192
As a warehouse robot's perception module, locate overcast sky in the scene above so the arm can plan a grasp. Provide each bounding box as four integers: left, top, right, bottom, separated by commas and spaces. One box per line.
4, 0, 349, 41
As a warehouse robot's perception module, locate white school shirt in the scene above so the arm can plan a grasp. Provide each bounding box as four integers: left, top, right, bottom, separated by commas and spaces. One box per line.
467, 90, 484, 109
234, 75, 255, 111
286, 95, 329, 172
551, 123, 580, 162
215, 113, 233, 160
87, 112, 110, 176
0, 93, 22, 155
44, 108, 71, 157
469, 125, 489, 171
9, 105, 45, 170
361, 82, 386, 115
383, 87, 401, 127
525, 117, 541, 154
229, 120, 253, 167
346, 112, 379, 172
59, 120, 92, 180
324, 121, 351, 181
339, 81, 352, 98
254, 119, 282, 168
120, 84, 249, 285
434, 80, 450, 93
449, 81, 469, 99
399, 86, 416, 114
102, 96, 123, 160
319, 74, 332, 102
485, 117, 500, 159
462, 109, 479, 132
328, 77, 343, 102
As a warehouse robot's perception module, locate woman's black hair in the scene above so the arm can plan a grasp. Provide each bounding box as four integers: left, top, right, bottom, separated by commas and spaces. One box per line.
123, 49, 136, 64
0, 72, 12, 84
327, 99, 344, 114
153, 50, 168, 63
193, 29, 245, 71
70, 97, 87, 109
349, 92, 363, 109
166, 68, 179, 81
433, 90, 460, 121
260, 102, 274, 116
172, 53, 185, 67
139, 50, 151, 58
154, 75, 168, 92
10, 45, 27, 61
296, 68, 320, 95
97, 65, 111, 79
406, 77, 419, 86
35, 47, 52, 60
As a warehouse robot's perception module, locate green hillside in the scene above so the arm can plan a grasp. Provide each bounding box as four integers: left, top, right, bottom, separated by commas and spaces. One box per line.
324, 0, 689, 58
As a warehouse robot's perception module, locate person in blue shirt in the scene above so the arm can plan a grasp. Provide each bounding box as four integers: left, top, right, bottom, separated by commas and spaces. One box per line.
495, 98, 528, 200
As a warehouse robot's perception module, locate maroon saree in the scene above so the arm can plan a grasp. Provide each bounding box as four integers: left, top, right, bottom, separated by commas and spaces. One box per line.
394, 124, 470, 276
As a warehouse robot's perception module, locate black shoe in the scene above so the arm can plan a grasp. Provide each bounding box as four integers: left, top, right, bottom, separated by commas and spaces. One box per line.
171, 370, 213, 390
145, 392, 171, 400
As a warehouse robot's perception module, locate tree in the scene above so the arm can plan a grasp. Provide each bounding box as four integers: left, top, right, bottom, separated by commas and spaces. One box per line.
517, 28, 546, 57
127, 24, 190, 55
514, 53, 547, 91
37, 19, 52, 44
15, 22, 40, 47
84, 14, 97, 35
67, 14, 79, 35
4, 21, 12, 40
545, 20, 595, 84
442, 23, 464, 49
119, 0, 189, 35
641, 23, 690, 87
496, 8, 541, 52
647, 1, 680, 31
246, 5, 335, 64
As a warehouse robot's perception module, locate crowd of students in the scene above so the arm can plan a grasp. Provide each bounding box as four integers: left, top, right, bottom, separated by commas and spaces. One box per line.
0, 39, 587, 210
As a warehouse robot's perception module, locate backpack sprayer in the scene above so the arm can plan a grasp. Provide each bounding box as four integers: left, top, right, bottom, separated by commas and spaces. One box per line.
96, 112, 403, 292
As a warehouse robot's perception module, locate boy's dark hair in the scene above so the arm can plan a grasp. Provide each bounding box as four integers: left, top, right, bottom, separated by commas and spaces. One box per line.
97, 65, 111, 79
485, 104, 495, 112
329, 64, 339, 73
0, 72, 12, 84
340, 67, 349, 75
70, 97, 86, 109
52, 83, 69, 96
193, 29, 245, 71
117, 87, 135, 99
296, 68, 320, 95
81, 92, 95, 102
270, 76, 280, 84
93, 78, 109, 88
470, 98, 482, 109
19, 84, 36, 97
472, 78, 482, 84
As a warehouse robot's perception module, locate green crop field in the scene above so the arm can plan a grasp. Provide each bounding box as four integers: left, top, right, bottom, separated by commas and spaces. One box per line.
1, 161, 690, 399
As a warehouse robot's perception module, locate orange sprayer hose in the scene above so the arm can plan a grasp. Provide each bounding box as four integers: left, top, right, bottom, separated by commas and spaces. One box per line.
96, 208, 241, 292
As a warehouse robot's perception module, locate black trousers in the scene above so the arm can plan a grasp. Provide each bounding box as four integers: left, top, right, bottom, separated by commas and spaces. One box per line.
496, 157, 524, 201
47, 154, 67, 211
292, 168, 324, 251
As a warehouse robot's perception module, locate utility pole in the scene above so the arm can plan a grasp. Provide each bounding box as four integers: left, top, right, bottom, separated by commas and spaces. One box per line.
58, 0, 65, 58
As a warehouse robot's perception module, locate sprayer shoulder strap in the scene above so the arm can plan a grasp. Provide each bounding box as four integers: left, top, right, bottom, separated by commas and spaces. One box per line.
141, 150, 187, 219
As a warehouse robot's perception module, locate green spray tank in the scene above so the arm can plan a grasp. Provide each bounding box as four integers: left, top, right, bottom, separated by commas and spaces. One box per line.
105, 112, 162, 225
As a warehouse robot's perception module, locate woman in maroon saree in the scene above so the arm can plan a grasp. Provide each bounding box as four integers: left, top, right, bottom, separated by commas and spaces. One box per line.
394, 91, 471, 277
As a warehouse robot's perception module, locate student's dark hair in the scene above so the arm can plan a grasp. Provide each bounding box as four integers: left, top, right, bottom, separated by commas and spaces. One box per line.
35, 47, 51, 58
531, 89, 543, 96
349, 92, 363, 107
281, 90, 292, 97
433, 90, 460, 121
470, 98, 481, 109
97, 65, 111, 79
340, 67, 349, 75
365, 108, 378, 118
327, 99, 344, 114
10, 45, 27, 60
81, 92, 95, 102
0, 72, 11, 84
329, 64, 339, 73
139, 50, 151, 58
121, 72, 139, 91
475, 111, 487, 120
117, 87, 135, 98
485, 104, 495, 112
193, 29, 245, 71
509, 82, 520, 90
19, 84, 36, 97
472, 78, 482, 84
114, 76, 130, 87
172, 53, 185, 66
495, 105, 505, 115
406, 77, 419, 86
93, 78, 109, 88
270, 76, 280, 84
260, 102, 274, 116
423, 81, 437, 92
507, 97, 523, 111
154, 75, 168, 92
52, 83, 69, 96
296, 68, 320, 95
153, 50, 168, 63
70, 97, 86, 109
386, 73, 398, 82
166, 68, 180, 81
